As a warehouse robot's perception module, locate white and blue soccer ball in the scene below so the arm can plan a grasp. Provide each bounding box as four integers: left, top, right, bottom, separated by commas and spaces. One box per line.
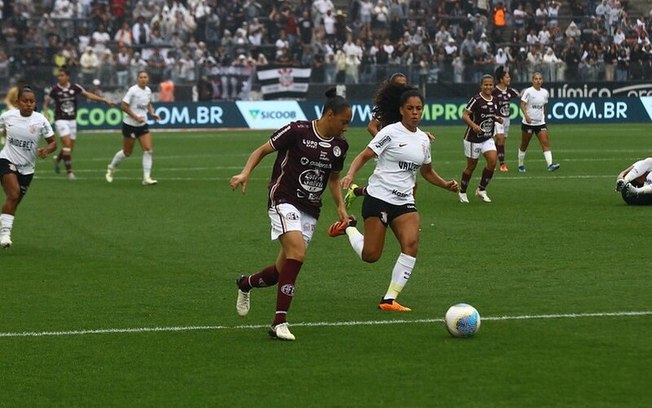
445, 303, 481, 337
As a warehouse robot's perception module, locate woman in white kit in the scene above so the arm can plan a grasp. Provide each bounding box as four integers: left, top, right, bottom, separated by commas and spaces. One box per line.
615, 158, 652, 205
518, 72, 560, 173
329, 88, 459, 312
105, 71, 161, 185
0, 86, 57, 248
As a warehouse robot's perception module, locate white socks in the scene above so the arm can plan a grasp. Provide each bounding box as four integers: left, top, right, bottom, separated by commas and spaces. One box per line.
0, 213, 15, 237
518, 149, 526, 166
110, 150, 127, 168
345, 226, 364, 259
108, 150, 153, 179
383, 253, 416, 301
142, 150, 153, 179
519, 150, 554, 166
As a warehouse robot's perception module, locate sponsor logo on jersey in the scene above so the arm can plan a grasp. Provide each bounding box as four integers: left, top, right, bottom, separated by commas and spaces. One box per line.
374, 135, 391, 149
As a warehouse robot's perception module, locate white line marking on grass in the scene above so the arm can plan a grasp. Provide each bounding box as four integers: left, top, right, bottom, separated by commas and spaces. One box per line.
1, 311, 650, 338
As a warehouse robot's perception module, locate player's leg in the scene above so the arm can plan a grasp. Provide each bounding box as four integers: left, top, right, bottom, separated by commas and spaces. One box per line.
460, 142, 480, 203
536, 128, 559, 171
0, 169, 22, 247
60, 135, 75, 179
476, 146, 497, 203
378, 210, 420, 311
518, 126, 533, 172
138, 132, 156, 185
107, 126, 136, 182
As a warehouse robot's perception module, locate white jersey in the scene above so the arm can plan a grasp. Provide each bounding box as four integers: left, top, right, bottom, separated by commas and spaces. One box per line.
366, 122, 431, 205
521, 86, 549, 125
122, 84, 152, 127
0, 110, 54, 175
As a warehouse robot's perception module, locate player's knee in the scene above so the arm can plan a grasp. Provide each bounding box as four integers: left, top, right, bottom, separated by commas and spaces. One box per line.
361, 250, 381, 263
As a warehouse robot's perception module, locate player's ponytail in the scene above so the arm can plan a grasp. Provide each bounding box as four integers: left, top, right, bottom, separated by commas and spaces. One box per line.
323, 88, 350, 115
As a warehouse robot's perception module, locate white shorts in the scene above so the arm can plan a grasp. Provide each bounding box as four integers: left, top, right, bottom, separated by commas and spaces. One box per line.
268, 203, 316, 245
55, 119, 78, 140
493, 117, 510, 136
464, 138, 496, 160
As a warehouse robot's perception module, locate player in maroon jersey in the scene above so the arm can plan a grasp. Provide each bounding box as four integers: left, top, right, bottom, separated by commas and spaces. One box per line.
230, 88, 352, 341
458, 74, 503, 204
42, 67, 113, 180
492, 66, 520, 172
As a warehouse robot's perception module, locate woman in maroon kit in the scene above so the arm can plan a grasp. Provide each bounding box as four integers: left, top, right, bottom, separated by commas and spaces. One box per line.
229, 89, 353, 341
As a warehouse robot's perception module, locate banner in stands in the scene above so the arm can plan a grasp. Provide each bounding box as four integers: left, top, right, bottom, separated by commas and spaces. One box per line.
3, 97, 648, 131
256, 65, 312, 100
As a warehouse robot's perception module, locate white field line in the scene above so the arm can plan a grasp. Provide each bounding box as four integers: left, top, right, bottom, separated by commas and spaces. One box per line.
1, 310, 650, 338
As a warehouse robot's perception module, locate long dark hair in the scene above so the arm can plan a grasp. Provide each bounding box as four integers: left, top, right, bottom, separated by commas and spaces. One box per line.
372, 83, 415, 127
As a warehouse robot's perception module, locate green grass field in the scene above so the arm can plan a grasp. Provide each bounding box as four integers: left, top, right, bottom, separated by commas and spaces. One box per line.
1, 124, 651, 407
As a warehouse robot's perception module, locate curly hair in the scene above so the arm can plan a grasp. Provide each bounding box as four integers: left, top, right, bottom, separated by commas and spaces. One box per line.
372, 83, 415, 128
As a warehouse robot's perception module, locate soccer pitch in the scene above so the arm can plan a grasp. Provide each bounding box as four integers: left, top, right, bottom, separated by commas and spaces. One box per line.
1, 124, 651, 407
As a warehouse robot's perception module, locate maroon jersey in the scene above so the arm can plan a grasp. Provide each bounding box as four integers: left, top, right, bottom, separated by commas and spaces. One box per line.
48, 83, 85, 120
491, 86, 520, 118
463, 94, 499, 143
267, 120, 348, 219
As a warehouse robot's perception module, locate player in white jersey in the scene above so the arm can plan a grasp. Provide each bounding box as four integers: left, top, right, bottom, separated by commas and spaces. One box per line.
615, 158, 652, 205
105, 71, 161, 185
329, 89, 458, 312
0, 86, 56, 248
518, 72, 560, 173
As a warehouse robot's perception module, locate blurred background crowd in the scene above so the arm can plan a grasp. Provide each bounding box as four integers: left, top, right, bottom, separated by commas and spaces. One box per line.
0, 0, 651, 100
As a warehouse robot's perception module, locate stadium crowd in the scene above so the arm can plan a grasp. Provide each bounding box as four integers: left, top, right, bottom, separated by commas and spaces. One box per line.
0, 0, 651, 100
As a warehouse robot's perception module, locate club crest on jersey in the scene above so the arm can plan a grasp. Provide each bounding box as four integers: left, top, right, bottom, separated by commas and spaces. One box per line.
333, 146, 341, 157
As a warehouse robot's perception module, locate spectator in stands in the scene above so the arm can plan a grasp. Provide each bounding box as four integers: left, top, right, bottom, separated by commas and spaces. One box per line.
129, 52, 147, 84
562, 40, 581, 81
542, 47, 562, 82
92, 23, 111, 53
313, 0, 335, 26
373, 0, 389, 30
79, 46, 99, 86
359, 0, 373, 31
132, 15, 150, 45
115, 45, 131, 87
547, 1, 560, 27
114, 21, 133, 46
492, 2, 507, 42
603, 43, 618, 81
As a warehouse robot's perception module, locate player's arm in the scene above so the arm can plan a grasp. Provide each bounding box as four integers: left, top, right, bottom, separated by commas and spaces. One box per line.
42, 94, 51, 114
520, 99, 530, 124
230, 141, 275, 194
617, 165, 633, 180
420, 163, 458, 191
462, 109, 481, 133
340, 147, 376, 190
37, 136, 57, 158
367, 117, 380, 137
82, 90, 113, 106
328, 171, 349, 222
147, 102, 160, 121
121, 101, 143, 123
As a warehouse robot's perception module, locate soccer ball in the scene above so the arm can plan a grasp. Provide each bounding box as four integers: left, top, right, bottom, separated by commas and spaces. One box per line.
445, 303, 481, 337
